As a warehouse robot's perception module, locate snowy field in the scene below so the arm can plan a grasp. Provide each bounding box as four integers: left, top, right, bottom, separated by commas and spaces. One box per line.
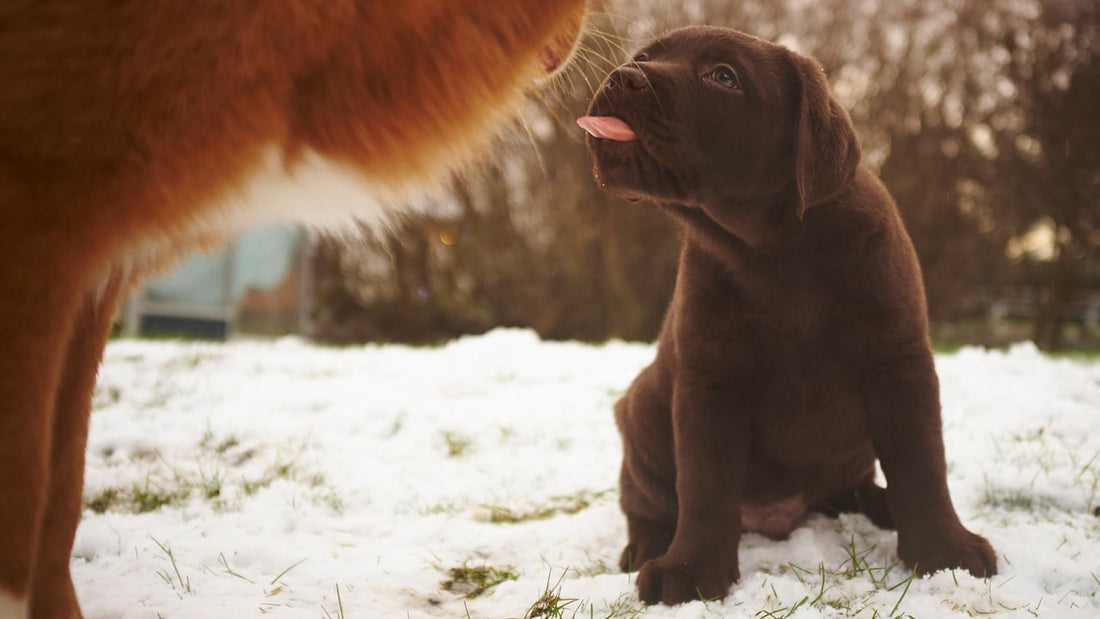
75, 329, 1100, 618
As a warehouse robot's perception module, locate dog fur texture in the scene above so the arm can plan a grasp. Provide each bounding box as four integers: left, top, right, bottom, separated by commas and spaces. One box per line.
0, 2, 587, 616
578, 26, 997, 606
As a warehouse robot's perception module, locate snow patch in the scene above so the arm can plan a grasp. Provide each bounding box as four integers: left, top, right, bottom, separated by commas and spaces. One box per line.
76, 333, 1100, 617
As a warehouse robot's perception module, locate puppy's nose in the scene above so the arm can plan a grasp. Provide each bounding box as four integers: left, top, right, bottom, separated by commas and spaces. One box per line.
608, 66, 648, 91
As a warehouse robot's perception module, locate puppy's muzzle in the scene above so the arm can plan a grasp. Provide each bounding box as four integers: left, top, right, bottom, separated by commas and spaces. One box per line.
606, 66, 649, 91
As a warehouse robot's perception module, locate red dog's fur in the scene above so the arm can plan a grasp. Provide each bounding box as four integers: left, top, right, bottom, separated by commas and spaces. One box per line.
0, 2, 587, 616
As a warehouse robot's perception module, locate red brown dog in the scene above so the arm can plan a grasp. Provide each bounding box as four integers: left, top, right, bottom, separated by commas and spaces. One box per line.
0, 3, 587, 617
578, 26, 997, 606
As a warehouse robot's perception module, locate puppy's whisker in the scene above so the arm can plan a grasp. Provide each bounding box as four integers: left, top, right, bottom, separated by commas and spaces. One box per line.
583, 20, 638, 58
528, 88, 558, 117
513, 108, 550, 175
534, 79, 565, 108
570, 48, 602, 97
574, 59, 612, 97
586, 29, 633, 59
585, 11, 647, 33
547, 68, 575, 102
577, 42, 620, 73
589, 28, 633, 51
528, 88, 584, 139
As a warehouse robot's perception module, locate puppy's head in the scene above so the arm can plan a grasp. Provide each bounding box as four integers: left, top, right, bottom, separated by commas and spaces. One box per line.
579, 26, 859, 219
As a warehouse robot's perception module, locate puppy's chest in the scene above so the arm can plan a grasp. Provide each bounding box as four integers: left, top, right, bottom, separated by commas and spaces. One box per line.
684, 275, 866, 455
743, 312, 867, 455
715, 260, 835, 336
750, 353, 866, 449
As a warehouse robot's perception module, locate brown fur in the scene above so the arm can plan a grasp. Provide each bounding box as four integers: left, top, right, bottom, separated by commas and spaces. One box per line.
0, 2, 588, 617
581, 26, 996, 606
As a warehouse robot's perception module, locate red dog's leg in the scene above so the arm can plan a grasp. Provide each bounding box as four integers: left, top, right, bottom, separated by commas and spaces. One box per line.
0, 255, 86, 616
30, 272, 127, 619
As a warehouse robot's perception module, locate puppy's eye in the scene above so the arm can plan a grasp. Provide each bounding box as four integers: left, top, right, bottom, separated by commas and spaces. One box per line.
633, 51, 648, 62
706, 65, 740, 90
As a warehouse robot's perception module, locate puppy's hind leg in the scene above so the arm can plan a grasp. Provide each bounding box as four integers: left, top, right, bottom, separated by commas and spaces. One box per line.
854, 479, 893, 530
614, 386, 678, 573
816, 476, 894, 530
618, 461, 676, 573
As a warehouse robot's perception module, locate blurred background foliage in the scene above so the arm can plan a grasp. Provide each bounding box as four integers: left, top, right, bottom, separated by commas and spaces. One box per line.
308, 0, 1099, 350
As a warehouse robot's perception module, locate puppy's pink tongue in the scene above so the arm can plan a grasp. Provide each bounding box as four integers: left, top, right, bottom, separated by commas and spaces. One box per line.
576, 116, 637, 142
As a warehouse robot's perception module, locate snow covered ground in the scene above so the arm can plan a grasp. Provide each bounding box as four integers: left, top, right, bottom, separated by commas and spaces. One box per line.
75, 329, 1100, 618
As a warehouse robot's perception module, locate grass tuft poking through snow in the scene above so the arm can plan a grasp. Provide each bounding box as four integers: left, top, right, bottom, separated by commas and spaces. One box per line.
523, 570, 579, 618
73, 331, 1100, 618
441, 563, 521, 599
478, 489, 615, 524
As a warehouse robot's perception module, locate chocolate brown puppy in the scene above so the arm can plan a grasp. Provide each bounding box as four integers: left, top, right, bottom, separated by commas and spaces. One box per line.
577, 26, 997, 606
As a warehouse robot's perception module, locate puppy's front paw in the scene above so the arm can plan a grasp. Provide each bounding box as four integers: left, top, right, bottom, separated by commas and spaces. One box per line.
901, 529, 997, 578
619, 519, 674, 572
635, 555, 738, 606
619, 541, 661, 573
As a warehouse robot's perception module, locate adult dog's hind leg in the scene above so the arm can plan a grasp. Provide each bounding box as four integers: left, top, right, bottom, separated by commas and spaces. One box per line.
0, 232, 88, 617
30, 272, 127, 619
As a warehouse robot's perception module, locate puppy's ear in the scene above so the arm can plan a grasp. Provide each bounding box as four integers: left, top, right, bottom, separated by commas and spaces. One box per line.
790, 53, 860, 218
